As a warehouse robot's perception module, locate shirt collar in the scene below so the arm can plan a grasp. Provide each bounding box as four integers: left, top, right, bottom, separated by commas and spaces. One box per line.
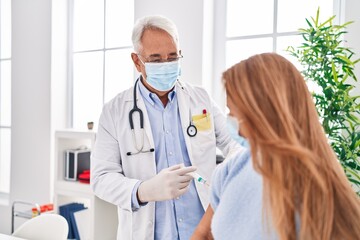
138, 77, 177, 106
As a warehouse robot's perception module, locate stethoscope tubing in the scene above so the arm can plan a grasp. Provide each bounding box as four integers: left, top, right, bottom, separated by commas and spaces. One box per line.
127, 78, 197, 156
127, 79, 153, 156
129, 80, 144, 130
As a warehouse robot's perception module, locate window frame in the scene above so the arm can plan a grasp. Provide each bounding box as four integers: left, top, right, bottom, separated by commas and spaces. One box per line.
67, 0, 134, 128
211, 0, 343, 110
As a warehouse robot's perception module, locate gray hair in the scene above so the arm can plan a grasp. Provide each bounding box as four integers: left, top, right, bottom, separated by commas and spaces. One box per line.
132, 15, 180, 53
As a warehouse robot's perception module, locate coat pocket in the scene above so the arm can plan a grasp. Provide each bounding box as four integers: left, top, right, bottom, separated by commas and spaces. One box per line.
192, 113, 211, 131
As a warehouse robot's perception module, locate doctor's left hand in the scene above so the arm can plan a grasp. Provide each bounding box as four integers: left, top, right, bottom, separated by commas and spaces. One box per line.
137, 164, 197, 203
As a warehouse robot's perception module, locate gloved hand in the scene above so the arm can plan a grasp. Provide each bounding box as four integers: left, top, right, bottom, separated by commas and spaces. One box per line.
137, 164, 197, 203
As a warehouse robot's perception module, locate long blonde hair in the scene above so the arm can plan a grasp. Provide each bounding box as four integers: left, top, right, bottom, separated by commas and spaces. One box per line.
223, 53, 360, 240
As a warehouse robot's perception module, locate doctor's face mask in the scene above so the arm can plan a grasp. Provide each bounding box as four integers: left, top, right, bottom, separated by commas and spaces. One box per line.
139, 57, 181, 92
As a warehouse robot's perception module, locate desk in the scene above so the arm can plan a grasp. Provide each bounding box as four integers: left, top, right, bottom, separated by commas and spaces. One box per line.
0, 234, 26, 240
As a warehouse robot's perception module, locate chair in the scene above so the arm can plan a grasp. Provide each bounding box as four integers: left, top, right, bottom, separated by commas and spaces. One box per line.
12, 214, 69, 240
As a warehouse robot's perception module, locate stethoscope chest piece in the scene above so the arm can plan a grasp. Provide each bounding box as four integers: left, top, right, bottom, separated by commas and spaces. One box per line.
187, 124, 197, 137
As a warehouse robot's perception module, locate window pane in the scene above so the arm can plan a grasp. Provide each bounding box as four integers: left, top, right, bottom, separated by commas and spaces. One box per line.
105, 0, 134, 48
0, 60, 11, 126
277, 35, 321, 94
276, 35, 303, 70
0, 128, 11, 193
226, 38, 273, 68
73, 0, 104, 52
73, 52, 104, 129
277, 0, 333, 33
104, 49, 134, 102
0, 0, 11, 58
227, 0, 274, 37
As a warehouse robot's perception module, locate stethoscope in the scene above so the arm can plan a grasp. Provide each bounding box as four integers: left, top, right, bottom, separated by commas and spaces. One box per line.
127, 78, 197, 156
187, 109, 197, 137
127, 79, 154, 156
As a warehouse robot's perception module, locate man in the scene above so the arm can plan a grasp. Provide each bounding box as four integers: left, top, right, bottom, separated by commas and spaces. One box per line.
91, 15, 242, 240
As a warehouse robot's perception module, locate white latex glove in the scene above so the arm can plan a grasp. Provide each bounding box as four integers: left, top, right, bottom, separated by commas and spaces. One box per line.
137, 164, 197, 203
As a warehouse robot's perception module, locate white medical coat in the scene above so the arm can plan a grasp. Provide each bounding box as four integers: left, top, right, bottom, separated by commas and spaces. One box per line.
91, 80, 242, 239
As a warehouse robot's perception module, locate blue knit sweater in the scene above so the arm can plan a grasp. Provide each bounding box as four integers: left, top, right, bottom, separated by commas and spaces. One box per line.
210, 150, 278, 240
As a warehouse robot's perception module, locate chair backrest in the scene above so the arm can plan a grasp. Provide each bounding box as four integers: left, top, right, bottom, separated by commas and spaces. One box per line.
12, 214, 69, 240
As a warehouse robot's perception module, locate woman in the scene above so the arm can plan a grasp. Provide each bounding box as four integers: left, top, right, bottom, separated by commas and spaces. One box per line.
192, 53, 360, 240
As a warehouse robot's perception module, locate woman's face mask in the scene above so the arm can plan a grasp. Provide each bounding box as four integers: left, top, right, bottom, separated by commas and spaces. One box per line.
227, 115, 249, 147
143, 61, 181, 91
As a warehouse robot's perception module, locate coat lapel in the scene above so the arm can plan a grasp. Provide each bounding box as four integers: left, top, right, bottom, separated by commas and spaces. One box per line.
135, 86, 155, 151
176, 82, 193, 162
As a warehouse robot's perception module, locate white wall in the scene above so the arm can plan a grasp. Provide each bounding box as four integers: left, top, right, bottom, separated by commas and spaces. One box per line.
134, 0, 206, 87
0, 0, 359, 234
344, 0, 360, 96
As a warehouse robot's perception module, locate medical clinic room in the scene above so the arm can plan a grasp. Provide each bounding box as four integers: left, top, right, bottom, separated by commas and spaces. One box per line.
1, 0, 360, 239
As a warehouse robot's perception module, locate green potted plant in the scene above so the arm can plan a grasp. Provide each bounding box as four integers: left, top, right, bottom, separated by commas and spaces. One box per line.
287, 8, 360, 195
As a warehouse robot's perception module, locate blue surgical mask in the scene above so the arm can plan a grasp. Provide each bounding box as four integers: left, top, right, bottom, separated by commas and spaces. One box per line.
144, 61, 181, 91
227, 116, 249, 148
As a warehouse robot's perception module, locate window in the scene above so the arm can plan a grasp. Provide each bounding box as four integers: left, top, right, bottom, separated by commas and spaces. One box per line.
0, 0, 11, 194
212, 0, 338, 108
225, 0, 335, 68
69, 0, 134, 129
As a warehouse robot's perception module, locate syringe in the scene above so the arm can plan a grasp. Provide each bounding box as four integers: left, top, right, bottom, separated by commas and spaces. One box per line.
187, 172, 210, 187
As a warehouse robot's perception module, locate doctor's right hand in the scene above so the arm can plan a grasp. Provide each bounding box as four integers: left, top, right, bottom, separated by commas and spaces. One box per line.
137, 164, 197, 203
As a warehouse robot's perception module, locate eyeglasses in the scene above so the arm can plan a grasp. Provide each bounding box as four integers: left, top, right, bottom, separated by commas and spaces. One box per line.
137, 53, 183, 63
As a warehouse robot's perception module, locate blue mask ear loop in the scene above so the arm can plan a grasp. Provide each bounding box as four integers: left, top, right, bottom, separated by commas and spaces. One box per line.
129, 79, 145, 151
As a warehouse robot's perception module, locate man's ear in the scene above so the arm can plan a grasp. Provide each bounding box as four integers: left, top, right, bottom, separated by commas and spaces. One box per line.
131, 53, 142, 72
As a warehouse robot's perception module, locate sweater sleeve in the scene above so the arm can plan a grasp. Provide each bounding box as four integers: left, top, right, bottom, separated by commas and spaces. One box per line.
210, 149, 252, 211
